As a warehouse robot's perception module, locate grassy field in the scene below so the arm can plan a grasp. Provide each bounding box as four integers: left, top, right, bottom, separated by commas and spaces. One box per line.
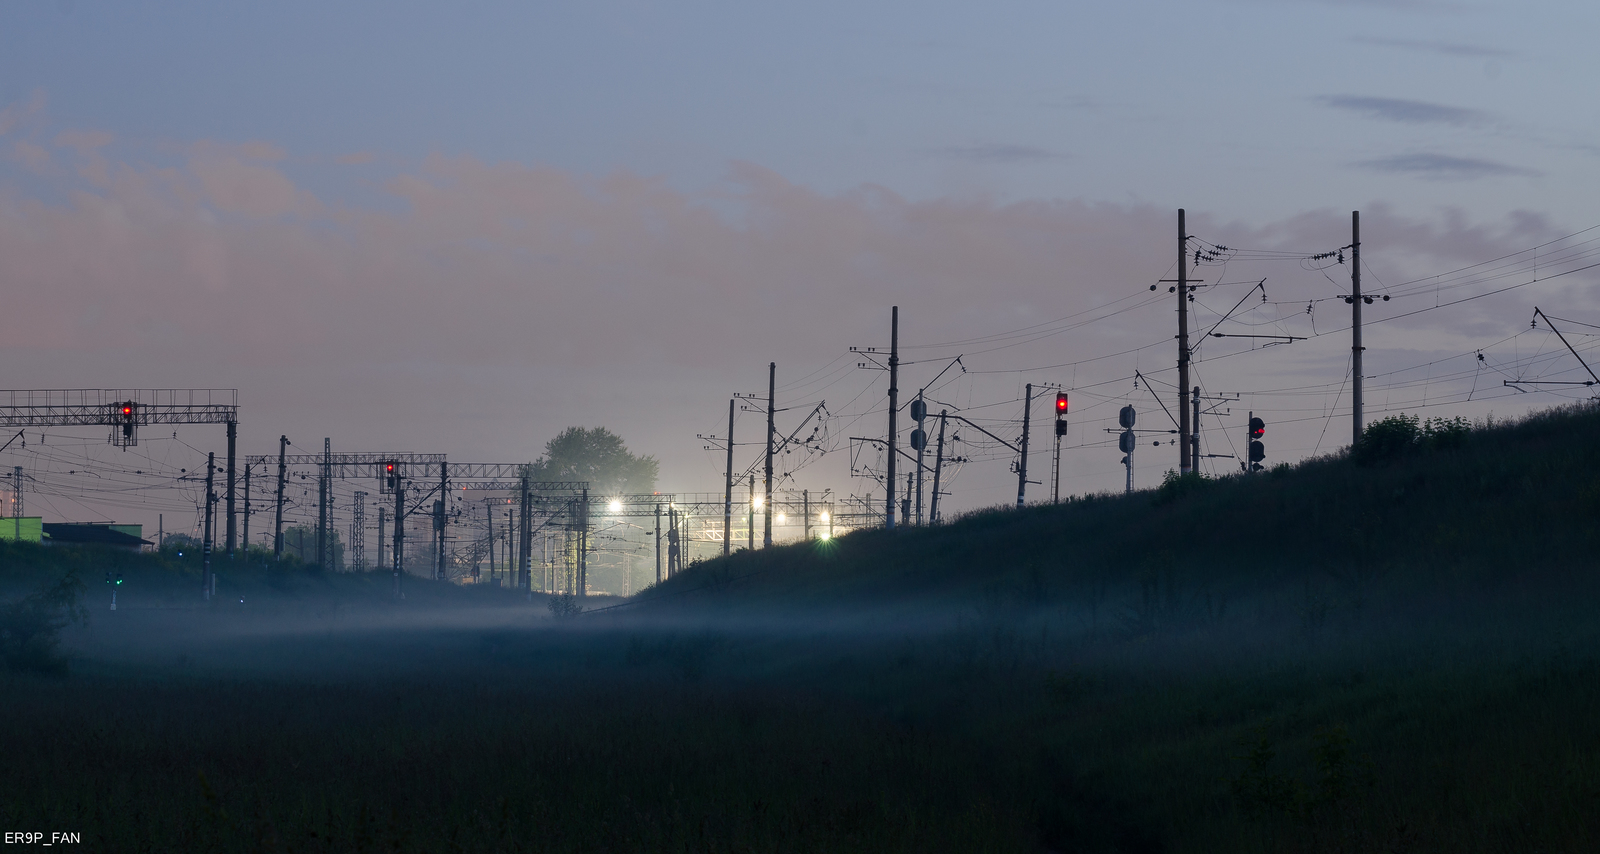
3, 403, 1600, 852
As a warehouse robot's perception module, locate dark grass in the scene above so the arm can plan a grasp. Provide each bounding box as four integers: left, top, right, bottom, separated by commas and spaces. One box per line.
4, 402, 1600, 851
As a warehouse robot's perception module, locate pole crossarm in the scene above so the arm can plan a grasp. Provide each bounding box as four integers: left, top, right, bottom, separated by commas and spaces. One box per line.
0, 389, 238, 428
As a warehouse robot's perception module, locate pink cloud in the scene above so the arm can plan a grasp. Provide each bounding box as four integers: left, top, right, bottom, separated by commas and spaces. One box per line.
0, 135, 1592, 503
11, 140, 51, 173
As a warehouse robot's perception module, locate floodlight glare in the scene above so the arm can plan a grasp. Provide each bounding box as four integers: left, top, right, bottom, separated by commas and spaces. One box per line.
752, 496, 764, 508
608, 499, 622, 512
819, 512, 830, 523
776, 513, 786, 524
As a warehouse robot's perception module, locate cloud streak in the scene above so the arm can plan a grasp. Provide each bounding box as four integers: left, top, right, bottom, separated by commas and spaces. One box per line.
1356, 153, 1537, 179
1351, 36, 1513, 58
929, 143, 1065, 164
1316, 95, 1489, 126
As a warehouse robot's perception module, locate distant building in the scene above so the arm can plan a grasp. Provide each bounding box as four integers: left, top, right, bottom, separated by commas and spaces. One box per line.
40, 523, 153, 553
0, 517, 43, 543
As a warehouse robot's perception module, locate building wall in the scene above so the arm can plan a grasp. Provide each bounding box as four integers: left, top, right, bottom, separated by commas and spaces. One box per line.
0, 517, 45, 542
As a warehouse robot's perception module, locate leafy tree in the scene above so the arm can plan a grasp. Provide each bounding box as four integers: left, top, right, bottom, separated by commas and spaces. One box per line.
0, 572, 88, 672
529, 427, 658, 494
1352, 413, 1471, 465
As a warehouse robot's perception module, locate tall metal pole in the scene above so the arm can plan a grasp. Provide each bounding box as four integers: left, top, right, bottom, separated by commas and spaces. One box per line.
273, 435, 287, 559
1351, 210, 1363, 447
803, 489, 811, 540
929, 411, 947, 524
723, 398, 734, 557
12, 465, 22, 541
517, 474, 532, 590
1016, 383, 1033, 508
886, 306, 899, 529
1191, 386, 1201, 474
392, 480, 404, 599
1178, 209, 1192, 475
203, 452, 215, 601
764, 362, 776, 548
578, 486, 588, 596
654, 503, 662, 584
225, 419, 237, 557
914, 390, 925, 526
317, 438, 329, 569
242, 464, 251, 557
377, 506, 386, 571
437, 462, 448, 581
350, 490, 365, 570
747, 475, 755, 551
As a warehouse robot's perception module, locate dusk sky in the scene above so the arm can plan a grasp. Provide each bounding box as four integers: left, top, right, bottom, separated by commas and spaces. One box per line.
3, 1, 1598, 536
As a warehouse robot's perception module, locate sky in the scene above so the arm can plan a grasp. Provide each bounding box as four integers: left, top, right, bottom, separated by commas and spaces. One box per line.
3, 0, 1599, 543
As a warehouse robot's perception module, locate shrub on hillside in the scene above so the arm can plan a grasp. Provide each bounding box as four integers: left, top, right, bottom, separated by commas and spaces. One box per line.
1351, 413, 1471, 465
1154, 470, 1211, 506
0, 572, 88, 673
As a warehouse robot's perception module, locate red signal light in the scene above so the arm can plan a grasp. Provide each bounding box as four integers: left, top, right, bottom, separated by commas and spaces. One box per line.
122, 406, 132, 416
1055, 393, 1068, 414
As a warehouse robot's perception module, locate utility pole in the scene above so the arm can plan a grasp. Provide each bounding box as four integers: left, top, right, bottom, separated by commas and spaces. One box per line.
242, 464, 251, 559
484, 498, 494, 583
517, 474, 532, 591
203, 452, 215, 601
578, 486, 588, 596
12, 465, 22, 541
273, 435, 287, 560
764, 362, 776, 548
436, 463, 448, 581
1351, 210, 1363, 447
667, 506, 679, 577
655, 503, 662, 584
747, 475, 755, 551
1191, 386, 1202, 474
317, 438, 329, 569
1052, 411, 1063, 505
377, 507, 386, 571
803, 489, 811, 540
351, 491, 366, 570
1178, 209, 1192, 475
724, 397, 734, 557
392, 478, 405, 600
1016, 383, 1033, 508
885, 306, 899, 529
225, 419, 237, 558
914, 391, 925, 526
929, 411, 947, 525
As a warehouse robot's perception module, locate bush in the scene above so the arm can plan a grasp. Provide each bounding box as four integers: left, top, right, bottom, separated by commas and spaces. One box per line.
1353, 413, 1472, 465
0, 572, 88, 673
1154, 470, 1211, 506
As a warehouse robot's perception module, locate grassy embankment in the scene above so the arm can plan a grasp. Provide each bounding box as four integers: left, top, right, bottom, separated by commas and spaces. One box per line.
2, 403, 1599, 852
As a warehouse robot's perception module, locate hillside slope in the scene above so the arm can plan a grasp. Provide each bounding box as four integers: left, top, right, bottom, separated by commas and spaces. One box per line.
639, 401, 1600, 624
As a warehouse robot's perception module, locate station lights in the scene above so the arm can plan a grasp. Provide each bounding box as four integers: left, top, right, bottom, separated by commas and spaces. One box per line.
775, 512, 786, 524
752, 495, 764, 509
608, 499, 623, 513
